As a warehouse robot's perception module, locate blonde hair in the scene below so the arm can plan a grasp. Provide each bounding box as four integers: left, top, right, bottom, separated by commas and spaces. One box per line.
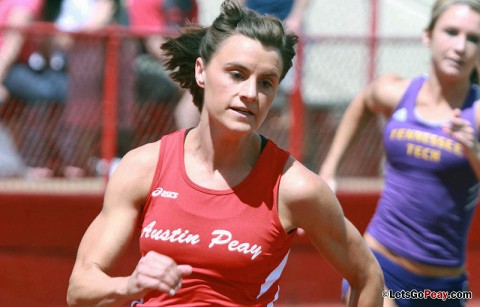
427, 0, 480, 31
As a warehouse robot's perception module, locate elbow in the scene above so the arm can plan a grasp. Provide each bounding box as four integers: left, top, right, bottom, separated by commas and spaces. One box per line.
351, 265, 384, 291
348, 260, 385, 306
66, 277, 87, 307
366, 261, 385, 305
66, 290, 93, 307
365, 256, 384, 292
66, 283, 80, 307
373, 263, 385, 291
372, 269, 385, 306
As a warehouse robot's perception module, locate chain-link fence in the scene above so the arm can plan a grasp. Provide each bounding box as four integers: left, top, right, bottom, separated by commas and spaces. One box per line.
0, 0, 436, 189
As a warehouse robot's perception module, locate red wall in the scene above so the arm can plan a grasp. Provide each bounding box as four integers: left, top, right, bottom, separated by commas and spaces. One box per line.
0, 192, 478, 306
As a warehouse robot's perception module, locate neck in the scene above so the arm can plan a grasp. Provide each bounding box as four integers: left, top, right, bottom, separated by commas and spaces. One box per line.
425, 71, 471, 107
186, 126, 262, 171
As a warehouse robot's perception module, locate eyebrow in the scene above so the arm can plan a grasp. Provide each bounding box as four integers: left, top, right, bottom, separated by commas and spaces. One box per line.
224, 62, 281, 80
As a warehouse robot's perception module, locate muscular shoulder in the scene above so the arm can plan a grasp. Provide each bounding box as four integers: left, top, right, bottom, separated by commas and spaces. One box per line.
366, 74, 411, 116
104, 141, 162, 209
280, 158, 324, 203
278, 157, 342, 232
121, 141, 161, 172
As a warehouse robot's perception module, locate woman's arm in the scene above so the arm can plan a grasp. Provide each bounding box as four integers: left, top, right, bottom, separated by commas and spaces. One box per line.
279, 160, 384, 307
67, 143, 155, 306
67, 142, 191, 306
318, 74, 407, 191
443, 107, 480, 180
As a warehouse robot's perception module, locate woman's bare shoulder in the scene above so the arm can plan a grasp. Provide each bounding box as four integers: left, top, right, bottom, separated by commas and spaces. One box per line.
280, 157, 330, 206
105, 140, 162, 202
122, 140, 162, 170
371, 74, 410, 99
278, 157, 344, 233
367, 74, 411, 115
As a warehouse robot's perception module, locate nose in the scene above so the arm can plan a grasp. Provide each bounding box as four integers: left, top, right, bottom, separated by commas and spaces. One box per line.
240, 78, 258, 101
453, 34, 467, 53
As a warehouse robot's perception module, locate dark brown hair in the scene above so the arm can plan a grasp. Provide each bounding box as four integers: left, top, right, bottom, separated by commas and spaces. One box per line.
161, 0, 298, 111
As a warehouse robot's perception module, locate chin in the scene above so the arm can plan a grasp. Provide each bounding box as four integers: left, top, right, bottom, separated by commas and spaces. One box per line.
440, 70, 465, 81
226, 122, 256, 135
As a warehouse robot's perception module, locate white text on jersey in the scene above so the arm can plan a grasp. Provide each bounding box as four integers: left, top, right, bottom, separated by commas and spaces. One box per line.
152, 187, 179, 199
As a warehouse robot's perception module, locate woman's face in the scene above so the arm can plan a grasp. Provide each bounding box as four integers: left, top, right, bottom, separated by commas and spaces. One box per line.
426, 4, 480, 80
195, 34, 283, 134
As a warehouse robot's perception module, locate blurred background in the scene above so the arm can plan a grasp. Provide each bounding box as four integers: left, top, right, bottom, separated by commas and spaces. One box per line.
0, 0, 437, 185
1, 0, 479, 306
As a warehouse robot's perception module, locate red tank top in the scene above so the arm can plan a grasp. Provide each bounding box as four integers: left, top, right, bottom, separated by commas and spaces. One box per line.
136, 129, 294, 306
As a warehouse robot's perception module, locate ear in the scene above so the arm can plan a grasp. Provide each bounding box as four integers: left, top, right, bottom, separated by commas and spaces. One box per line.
422, 29, 431, 48
195, 57, 206, 88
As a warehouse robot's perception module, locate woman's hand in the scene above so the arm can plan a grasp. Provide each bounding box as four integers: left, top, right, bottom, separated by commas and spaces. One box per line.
443, 108, 478, 154
443, 108, 480, 180
127, 251, 192, 297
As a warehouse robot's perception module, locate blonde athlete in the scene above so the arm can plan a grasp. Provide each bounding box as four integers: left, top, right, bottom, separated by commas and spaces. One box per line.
320, 1, 480, 306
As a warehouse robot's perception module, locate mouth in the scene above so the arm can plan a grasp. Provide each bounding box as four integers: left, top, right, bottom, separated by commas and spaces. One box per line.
230, 106, 254, 117
446, 57, 464, 67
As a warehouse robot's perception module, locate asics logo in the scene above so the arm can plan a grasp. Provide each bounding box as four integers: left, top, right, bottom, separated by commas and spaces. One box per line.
152, 187, 179, 199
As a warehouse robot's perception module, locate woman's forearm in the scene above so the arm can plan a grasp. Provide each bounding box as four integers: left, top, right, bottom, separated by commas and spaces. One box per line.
320, 90, 373, 178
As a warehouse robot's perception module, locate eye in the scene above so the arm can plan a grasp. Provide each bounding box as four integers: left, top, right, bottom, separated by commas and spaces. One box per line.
229, 71, 245, 80
467, 34, 480, 44
260, 79, 274, 89
443, 27, 459, 37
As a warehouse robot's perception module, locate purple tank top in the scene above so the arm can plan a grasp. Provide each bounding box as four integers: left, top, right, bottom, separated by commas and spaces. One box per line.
367, 75, 480, 267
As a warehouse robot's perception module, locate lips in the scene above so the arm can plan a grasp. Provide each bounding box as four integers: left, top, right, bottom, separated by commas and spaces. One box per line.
231, 106, 254, 116
446, 57, 464, 67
